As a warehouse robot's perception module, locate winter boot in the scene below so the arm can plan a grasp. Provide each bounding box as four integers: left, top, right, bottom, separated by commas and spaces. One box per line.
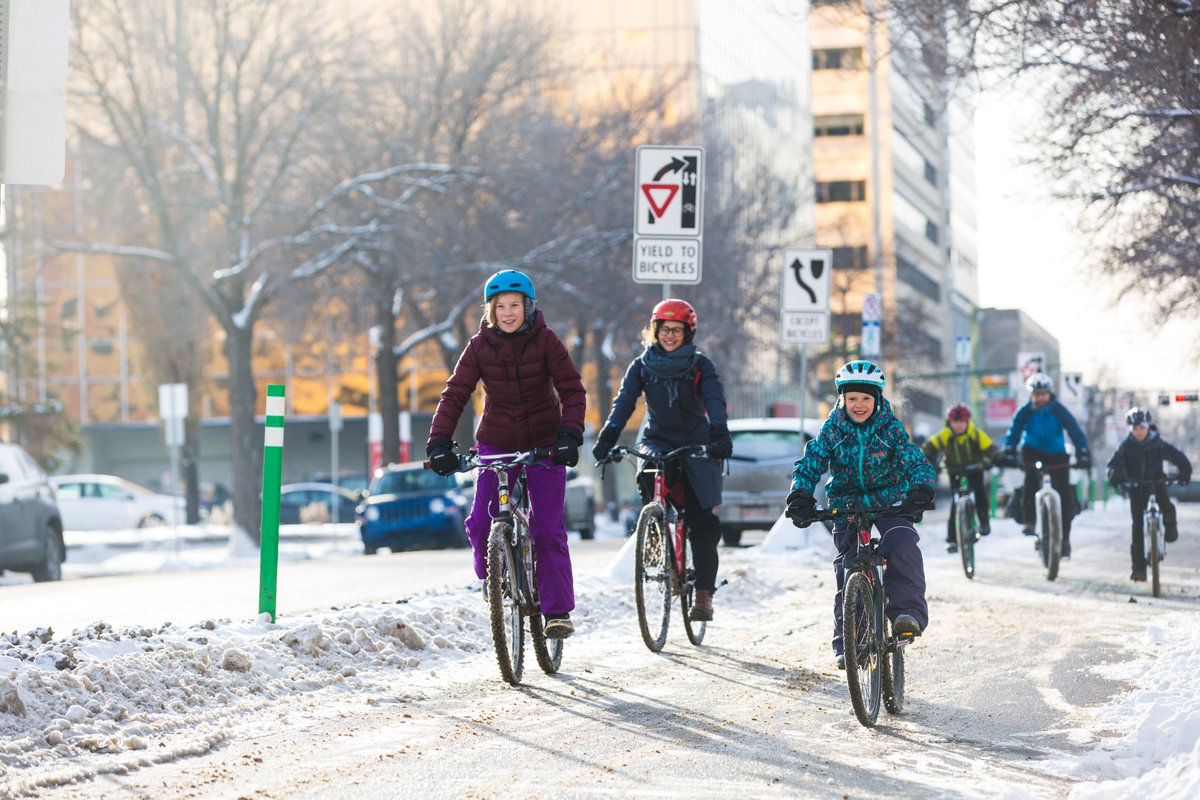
894, 614, 922, 639
835, 653, 846, 670
543, 614, 574, 639
689, 589, 714, 622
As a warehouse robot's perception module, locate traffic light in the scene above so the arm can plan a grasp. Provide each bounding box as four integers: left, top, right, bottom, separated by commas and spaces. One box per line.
1175, 393, 1199, 402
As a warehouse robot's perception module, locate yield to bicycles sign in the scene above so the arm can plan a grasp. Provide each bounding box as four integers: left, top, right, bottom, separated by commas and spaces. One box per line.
633, 145, 704, 284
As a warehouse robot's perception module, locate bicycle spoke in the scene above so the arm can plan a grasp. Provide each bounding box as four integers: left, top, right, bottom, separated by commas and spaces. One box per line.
634, 505, 671, 652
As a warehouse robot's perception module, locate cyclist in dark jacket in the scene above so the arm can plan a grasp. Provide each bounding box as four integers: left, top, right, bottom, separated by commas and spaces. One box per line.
592, 299, 731, 622
427, 269, 586, 638
1106, 407, 1192, 582
1002, 372, 1090, 557
784, 360, 935, 669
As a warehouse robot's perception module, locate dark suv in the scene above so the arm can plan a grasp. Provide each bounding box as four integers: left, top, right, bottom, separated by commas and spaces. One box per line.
0, 443, 65, 582
357, 463, 470, 553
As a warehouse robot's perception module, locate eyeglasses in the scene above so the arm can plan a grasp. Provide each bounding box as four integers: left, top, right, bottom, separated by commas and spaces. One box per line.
659, 326, 686, 337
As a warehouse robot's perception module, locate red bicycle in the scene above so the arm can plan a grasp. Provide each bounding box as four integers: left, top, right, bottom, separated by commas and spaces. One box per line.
601, 444, 709, 652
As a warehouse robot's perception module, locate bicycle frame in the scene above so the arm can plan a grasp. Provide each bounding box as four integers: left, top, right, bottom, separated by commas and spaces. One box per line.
1122, 478, 1172, 597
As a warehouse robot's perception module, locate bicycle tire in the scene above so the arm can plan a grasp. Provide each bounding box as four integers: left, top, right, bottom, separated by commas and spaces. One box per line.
634, 504, 671, 652
679, 524, 706, 646
487, 523, 524, 685
527, 526, 564, 675
881, 617, 905, 715
1147, 513, 1161, 598
843, 572, 882, 727
1038, 491, 1061, 582
956, 495, 976, 580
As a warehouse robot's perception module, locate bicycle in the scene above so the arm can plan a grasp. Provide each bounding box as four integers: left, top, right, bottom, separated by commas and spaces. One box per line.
947, 464, 986, 580
812, 505, 920, 728
1120, 477, 1176, 598
1007, 459, 1078, 582
599, 444, 710, 652
427, 448, 562, 685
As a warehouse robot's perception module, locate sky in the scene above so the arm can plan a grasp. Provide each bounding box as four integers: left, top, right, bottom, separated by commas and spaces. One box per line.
973, 89, 1200, 395
0, 513, 1197, 796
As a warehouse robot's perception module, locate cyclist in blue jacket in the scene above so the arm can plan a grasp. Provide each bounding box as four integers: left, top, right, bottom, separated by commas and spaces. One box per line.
784, 360, 935, 670
1002, 372, 1091, 557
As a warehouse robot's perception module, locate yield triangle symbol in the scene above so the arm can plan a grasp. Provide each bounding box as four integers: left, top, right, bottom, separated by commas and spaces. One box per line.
641, 183, 679, 219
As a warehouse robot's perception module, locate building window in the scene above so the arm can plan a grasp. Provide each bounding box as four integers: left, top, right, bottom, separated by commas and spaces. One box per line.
833, 245, 869, 270
813, 48, 864, 70
897, 255, 941, 301
925, 220, 940, 244
924, 160, 938, 186
814, 114, 865, 137
816, 180, 866, 203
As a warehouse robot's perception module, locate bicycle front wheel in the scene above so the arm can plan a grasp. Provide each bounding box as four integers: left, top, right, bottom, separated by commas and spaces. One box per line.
881, 617, 905, 715
487, 523, 525, 685
679, 525, 706, 646
843, 572, 882, 727
956, 496, 976, 580
1146, 513, 1161, 598
634, 504, 671, 652
1038, 491, 1061, 581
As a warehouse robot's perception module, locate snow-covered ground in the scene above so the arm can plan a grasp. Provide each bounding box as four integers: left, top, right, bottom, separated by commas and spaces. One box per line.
1, 505, 1198, 798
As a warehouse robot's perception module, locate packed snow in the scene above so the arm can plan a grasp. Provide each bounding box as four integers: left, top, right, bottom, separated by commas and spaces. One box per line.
0, 506, 1197, 798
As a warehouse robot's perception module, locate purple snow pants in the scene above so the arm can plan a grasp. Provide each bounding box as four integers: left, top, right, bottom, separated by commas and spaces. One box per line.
831, 516, 928, 657
465, 442, 575, 615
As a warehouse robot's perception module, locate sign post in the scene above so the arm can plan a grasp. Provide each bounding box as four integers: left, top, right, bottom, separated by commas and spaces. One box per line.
259, 384, 286, 621
328, 400, 342, 523
157, 383, 187, 550
632, 145, 705, 290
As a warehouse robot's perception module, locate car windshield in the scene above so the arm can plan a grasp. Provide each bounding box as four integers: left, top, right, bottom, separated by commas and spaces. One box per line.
371, 470, 454, 495
729, 430, 805, 461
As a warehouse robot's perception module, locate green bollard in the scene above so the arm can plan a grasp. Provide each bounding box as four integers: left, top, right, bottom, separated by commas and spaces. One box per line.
259, 384, 286, 621
990, 470, 999, 518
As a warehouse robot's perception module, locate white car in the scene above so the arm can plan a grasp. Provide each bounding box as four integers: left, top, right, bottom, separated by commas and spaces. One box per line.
49, 474, 186, 530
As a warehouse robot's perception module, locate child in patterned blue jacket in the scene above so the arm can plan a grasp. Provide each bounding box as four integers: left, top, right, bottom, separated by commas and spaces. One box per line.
784, 360, 936, 669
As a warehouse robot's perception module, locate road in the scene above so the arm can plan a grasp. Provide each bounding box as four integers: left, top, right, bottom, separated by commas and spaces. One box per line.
11, 503, 1200, 799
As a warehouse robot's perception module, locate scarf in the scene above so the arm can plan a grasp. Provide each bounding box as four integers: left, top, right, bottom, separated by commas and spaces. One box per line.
641, 343, 699, 408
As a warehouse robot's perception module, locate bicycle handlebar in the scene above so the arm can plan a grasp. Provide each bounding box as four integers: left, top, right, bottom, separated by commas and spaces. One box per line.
1120, 477, 1181, 488
811, 505, 923, 524
598, 443, 710, 465
422, 448, 552, 473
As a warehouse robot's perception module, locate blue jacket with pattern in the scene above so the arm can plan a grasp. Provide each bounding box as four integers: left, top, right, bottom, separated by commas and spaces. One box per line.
790, 398, 935, 511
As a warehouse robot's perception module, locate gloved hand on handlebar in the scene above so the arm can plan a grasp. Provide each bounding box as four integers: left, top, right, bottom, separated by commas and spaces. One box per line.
426, 438, 459, 476
552, 427, 583, 467
784, 487, 817, 528
1179, 469, 1192, 486
998, 446, 1019, 469
898, 485, 935, 522
707, 422, 733, 460
592, 425, 621, 462
1075, 449, 1091, 470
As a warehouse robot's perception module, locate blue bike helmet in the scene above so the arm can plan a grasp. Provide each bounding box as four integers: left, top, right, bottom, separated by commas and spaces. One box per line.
484, 269, 536, 302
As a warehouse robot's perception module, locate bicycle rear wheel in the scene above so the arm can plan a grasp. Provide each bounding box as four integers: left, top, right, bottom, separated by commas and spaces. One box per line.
634, 504, 671, 652
527, 533, 564, 675
1147, 514, 1161, 598
487, 523, 524, 685
1038, 491, 1061, 581
679, 525, 706, 646
881, 618, 905, 715
843, 572, 882, 727
956, 496, 976, 580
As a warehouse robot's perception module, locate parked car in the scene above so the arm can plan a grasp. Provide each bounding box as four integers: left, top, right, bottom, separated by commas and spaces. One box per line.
357, 462, 470, 553
0, 443, 65, 582
309, 471, 371, 495
49, 474, 186, 530
279, 482, 363, 524
717, 417, 827, 546
565, 468, 597, 540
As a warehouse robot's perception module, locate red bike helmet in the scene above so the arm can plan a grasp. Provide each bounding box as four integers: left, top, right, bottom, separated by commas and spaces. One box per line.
946, 403, 971, 424
651, 299, 697, 332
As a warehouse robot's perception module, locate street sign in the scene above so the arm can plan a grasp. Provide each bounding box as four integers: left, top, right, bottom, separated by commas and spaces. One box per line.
861, 292, 882, 323
861, 320, 881, 357
986, 397, 1017, 427
157, 383, 187, 447
955, 335, 971, 368
1016, 352, 1045, 383
1060, 372, 1086, 420
781, 247, 832, 345
632, 145, 704, 285
1, 1, 69, 185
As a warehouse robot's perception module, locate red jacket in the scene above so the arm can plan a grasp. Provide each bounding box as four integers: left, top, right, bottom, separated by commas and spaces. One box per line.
428, 310, 586, 451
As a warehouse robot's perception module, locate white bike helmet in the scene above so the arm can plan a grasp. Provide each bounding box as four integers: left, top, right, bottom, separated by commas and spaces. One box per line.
835, 360, 886, 401
1025, 372, 1054, 393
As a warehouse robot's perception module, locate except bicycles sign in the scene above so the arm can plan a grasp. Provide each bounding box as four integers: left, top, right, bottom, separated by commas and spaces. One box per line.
632, 145, 704, 285
781, 247, 832, 345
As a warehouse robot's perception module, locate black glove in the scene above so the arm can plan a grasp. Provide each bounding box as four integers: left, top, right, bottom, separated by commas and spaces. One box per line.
899, 485, 935, 522
1075, 450, 1091, 470
999, 446, 1018, 469
552, 427, 583, 467
592, 425, 620, 462
426, 438, 459, 476
784, 488, 817, 528
708, 422, 733, 460
1179, 471, 1191, 486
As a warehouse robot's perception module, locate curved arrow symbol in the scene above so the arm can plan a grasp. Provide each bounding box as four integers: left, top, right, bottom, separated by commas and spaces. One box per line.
653, 157, 687, 181
790, 258, 817, 304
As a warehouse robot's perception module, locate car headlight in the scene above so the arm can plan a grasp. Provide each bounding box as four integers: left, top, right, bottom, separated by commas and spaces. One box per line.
365, 506, 380, 522
430, 498, 446, 514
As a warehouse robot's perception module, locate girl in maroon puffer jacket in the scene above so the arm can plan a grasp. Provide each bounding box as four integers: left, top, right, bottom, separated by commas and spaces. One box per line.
426, 270, 586, 638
